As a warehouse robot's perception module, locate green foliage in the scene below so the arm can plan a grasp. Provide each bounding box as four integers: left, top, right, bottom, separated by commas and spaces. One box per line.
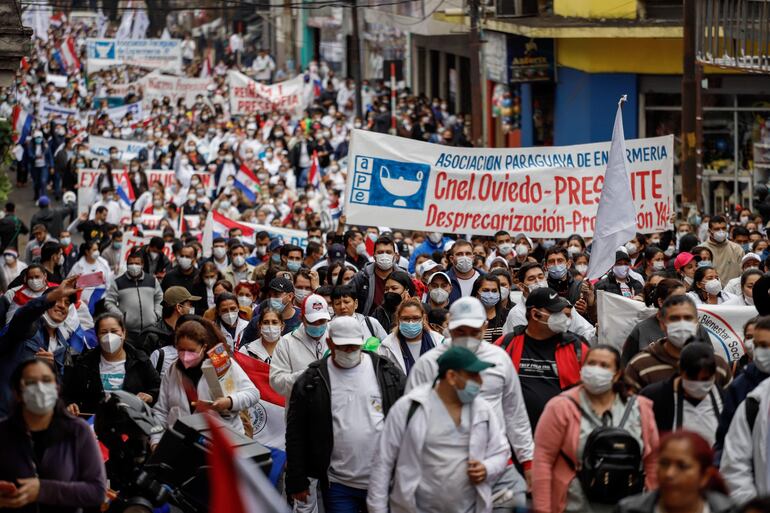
0, 120, 13, 202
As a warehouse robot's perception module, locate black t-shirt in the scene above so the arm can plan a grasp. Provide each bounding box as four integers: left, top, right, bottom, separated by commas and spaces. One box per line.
518, 333, 562, 428
77, 220, 108, 241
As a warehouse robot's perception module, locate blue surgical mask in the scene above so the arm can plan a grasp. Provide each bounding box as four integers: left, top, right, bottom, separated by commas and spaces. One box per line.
479, 291, 500, 307
287, 260, 301, 272
269, 297, 285, 311
271, 253, 281, 264
399, 320, 423, 339
456, 379, 481, 404
305, 323, 327, 339
548, 263, 568, 280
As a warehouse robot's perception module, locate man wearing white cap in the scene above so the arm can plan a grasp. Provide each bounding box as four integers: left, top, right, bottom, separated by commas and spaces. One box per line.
270, 294, 332, 400
406, 297, 534, 492
425, 271, 452, 312
723, 252, 762, 296
285, 315, 405, 511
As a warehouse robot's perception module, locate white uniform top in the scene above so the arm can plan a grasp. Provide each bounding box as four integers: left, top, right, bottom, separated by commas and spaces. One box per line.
415, 390, 475, 513
327, 354, 384, 489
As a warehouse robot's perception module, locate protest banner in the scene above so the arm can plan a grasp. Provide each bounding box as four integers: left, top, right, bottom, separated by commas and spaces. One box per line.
86, 38, 182, 73
104, 101, 142, 122
227, 71, 309, 116
597, 291, 756, 362
40, 102, 78, 119
344, 130, 674, 238
138, 73, 212, 108
117, 234, 175, 272
144, 169, 213, 190
87, 135, 148, 162
46, 74, 68, 88
76, 168, 132, 224
202, 211, 307, 257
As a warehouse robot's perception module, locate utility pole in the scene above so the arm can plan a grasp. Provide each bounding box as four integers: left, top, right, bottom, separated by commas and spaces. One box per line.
468, 0, 483, 146
681, 0, 698, 209
351, 0, 364, 119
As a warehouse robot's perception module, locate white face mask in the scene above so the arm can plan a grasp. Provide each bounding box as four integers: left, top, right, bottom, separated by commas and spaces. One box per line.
454, 256, 473, 274
515, 244, 529, 257
575, 264, 588, 275
177, 257, 193, 270
546, 311, 570, 334
666, 320, 698, 348
753, 346, 770, 373
681, 378, 714, 400
704, 279, 722, 296
232, 255, 246, 267
213, 246, 227, 259
452, 336, 482, 353
221, 311, 239, 326
581, 365, 615, 395
261, 325, 282, 343
99, 332, 123, 354
28, 278, 45, 292
204, 277, 217, 288
42, 311, 64, 329
127, 264, 143, 277
652, 261, 665, 271
527, 280, 548, 293
497, 243, 513, 256
22, 382, 58, 415
334, 348, 362, 368
237, 295, 253, 307
430, 287, 449, 304
375, 253, 394, 271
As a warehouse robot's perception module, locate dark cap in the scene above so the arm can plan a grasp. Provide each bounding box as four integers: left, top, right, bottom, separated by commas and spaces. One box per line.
268, 238, 283, 252
438, 346, 495, 375
525, 287, 571, 312
328, 243, 345, 262
615, 250, 631, 264
269, 277, 294, 293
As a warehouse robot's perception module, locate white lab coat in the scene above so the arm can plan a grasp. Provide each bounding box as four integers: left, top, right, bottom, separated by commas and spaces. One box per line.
151, 358, 260, 445
377, 330, 445, 375
721, 377, 770, 504
406, 341, 534, 464
367, 384, 510, 513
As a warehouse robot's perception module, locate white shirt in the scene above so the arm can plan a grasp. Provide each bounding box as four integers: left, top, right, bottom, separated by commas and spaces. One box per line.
239, 338, 273, 364
415, 389, 475, 513
327, 354, 384, 489
99, 356, 126, 391
456, 271, 479, 298
675, 385, 722, 447
252, 55, 275, 81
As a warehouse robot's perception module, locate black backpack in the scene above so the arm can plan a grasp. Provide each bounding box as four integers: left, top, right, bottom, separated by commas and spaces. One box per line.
563, 395, 644, 504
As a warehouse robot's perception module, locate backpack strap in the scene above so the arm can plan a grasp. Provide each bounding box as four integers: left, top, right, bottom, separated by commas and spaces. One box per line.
499, 332, 516, 351
155, 347, 165, 374
618, 395, 637, 429
364, 316, 375, 338
406, 400, 420, 425
746, 396, 760, 433
708, 390, 721, 420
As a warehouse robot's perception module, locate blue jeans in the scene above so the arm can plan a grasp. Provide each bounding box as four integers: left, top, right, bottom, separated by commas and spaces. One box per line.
30, 166, 48, 199
322, 482, 367, 513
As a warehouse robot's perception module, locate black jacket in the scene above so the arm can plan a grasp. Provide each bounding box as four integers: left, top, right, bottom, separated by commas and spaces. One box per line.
547, 274, 583, 305
160, 266, 199, 291
639, 376, 724, 435
285, 352, 405, 495
595, 272, 644, 298
0, 214, 29, 252
136, 317, 175, 355
63, 343, 161, 413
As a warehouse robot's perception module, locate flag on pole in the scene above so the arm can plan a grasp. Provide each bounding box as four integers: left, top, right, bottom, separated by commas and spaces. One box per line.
233, 352, 286, 450
308, 150, 320, 187
116, 9, 135, 41
234, 163, 262, 203
201, 210, 257, 256
58, 37, 81, 72
205, 413, 290, 513
586, 96, 637, 281
11, 105, 32, 145
115, 171, 135, 209
131, 9, 149, 39
49, 12, 66, 28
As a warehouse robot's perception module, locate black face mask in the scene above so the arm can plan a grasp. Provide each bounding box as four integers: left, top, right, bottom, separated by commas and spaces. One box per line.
383, 292, 403, 310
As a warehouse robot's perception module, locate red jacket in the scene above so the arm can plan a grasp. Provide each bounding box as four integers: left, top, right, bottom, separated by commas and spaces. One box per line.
494, 326, 588, 390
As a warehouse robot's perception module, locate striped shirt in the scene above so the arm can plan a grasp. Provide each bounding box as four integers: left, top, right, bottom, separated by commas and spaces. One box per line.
625, 339, 732, 392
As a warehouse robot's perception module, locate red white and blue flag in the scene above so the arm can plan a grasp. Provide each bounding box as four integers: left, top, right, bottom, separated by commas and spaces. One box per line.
49, 12, 66, 27
234, 352, 286, 451
115, 171, 136, 209
202, 210, 256, 253
11, 105, 32, 145
308, 149, 320, 188
234, 163, 261, 203
55, 37, 81, 73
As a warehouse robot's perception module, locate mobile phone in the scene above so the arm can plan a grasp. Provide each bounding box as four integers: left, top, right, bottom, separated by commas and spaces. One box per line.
0, 481, 17, 495
76, 271, 105, 288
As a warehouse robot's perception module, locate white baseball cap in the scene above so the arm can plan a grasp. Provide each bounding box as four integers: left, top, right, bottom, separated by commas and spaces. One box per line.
448, 297, 486, 330
328, 316, 364, 346
742, 252, 761, 265
302, 294, 331, 323
417, 259, 440, 277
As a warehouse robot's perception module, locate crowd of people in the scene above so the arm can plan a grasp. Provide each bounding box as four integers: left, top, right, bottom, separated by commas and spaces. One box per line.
2, 10, 770, 513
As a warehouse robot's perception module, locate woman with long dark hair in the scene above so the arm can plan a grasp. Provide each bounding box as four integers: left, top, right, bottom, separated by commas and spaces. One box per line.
687, 265, 734, 305
0, 359, 106, 511
533, 344, 659, 513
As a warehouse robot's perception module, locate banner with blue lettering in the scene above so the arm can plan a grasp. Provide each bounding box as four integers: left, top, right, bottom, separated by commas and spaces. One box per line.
345, 130, 674, 238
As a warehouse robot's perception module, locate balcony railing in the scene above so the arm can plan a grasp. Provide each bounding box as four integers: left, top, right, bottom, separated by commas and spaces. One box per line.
696, 0, 770, 73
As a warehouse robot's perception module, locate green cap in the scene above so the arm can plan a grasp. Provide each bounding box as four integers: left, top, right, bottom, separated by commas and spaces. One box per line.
437, 346, 495, 376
